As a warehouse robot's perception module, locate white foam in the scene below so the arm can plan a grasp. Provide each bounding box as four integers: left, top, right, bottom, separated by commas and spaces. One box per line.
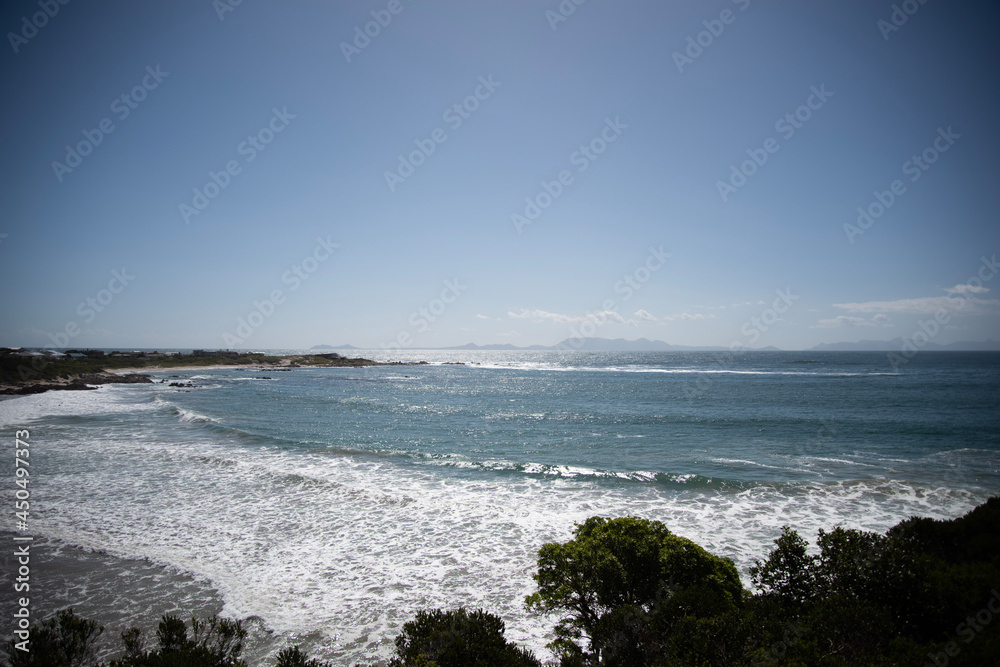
176, 408, 221, 423
456, 363, 885, 377
712, 458, 787, 470
5, 386, 989, 666
0, 385, 159, 427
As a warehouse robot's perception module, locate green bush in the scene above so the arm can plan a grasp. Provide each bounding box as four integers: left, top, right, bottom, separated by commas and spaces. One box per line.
2, 609, 103, 667
525, 516, 744, 665
5, 499, 998, 667
272, 646, 329, 667
388, 608, 541, 667
108, 615, 246, 667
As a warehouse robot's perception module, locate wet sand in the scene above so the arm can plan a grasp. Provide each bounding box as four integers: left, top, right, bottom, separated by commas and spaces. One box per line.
0, 532, 282, 665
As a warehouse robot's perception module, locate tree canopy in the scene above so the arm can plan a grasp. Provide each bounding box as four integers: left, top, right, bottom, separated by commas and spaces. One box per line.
526, 516, 744, 665
4, 499, 999, 667
388, 608, 541, 667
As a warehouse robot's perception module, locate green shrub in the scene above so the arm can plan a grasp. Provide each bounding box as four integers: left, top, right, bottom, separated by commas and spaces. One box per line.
388, 608, 541, 667
1, 609, 103, 667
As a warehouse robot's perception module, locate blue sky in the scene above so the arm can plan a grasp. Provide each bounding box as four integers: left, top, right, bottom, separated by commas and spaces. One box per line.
2, 0, 998, 350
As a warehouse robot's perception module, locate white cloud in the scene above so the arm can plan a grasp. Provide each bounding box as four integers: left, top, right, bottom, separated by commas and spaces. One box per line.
497, 330, 520, 337
872, 313, 891, 326
812, 315, 876, 329
834, 284, 999, 315
507, 309, 624, 325
945, 284, 990, 295
624, 309, 660, 327
660, 312, 712, 322
475, 314, 490, 320
508, 309, 569, 322
596, 310, 626, 324
834, 295, 998, 315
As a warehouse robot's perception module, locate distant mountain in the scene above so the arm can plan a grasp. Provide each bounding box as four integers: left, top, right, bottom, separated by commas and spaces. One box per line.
941, 340, 1000, 351
811, 339, 1000, 352
322, 338, 1000, 353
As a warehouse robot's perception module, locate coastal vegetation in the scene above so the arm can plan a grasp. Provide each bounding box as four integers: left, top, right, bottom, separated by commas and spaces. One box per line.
0, 350, 395, 394
4, 498, 998, 666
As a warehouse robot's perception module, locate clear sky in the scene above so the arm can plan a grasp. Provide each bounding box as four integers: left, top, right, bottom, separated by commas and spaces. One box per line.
2, 0, 998, 350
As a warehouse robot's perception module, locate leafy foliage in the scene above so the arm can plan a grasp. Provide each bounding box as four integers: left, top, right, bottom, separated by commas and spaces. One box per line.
272, 646, 330, 667
108, 615, 246, 667
5, 499, 998, 667
747, 498, 1000, 665
525, 516, 744, 665
387, 608, 541, 667
2, 609, 103, 667
526, 500, 1000, 666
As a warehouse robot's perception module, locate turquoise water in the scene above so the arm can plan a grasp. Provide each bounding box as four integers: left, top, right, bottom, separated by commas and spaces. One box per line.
174, 350, 999, 488
1, 350, 997, 664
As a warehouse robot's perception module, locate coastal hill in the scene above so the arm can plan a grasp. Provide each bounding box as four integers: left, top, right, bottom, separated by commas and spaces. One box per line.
0, 349, 415, 395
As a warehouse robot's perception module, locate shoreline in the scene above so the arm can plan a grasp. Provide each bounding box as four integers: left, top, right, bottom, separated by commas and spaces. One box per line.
106, 360, 441, 374
0, 371, 155, 396
109, 363, 330, 374
0, 353, 440, 396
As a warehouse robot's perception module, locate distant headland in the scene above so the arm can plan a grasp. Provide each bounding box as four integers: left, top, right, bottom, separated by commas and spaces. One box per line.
0, 348, 425, 396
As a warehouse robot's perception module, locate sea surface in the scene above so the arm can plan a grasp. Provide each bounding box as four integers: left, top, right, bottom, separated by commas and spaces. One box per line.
1, 350, 998, 664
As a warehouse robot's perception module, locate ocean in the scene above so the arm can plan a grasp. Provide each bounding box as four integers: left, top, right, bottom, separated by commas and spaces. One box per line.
1, 350, 998, 665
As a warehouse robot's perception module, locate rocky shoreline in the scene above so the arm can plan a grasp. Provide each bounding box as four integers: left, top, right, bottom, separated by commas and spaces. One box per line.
0, 371, 154, 395
0, 352, 447, 396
